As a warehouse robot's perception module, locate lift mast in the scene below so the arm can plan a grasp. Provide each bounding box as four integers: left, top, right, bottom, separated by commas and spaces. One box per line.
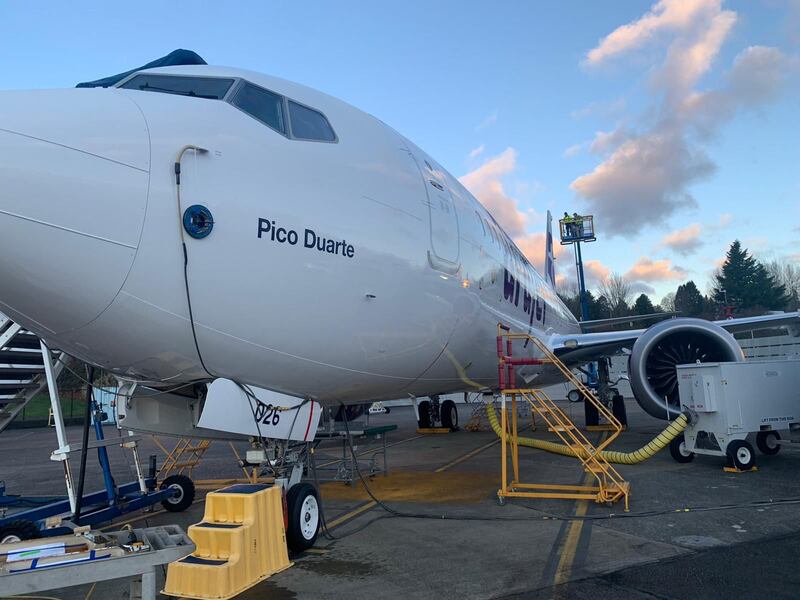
558, 213, 596, 320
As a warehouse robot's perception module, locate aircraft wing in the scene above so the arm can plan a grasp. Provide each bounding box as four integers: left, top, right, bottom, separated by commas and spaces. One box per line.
551, 311, 800, 365
579, 312, 675, 332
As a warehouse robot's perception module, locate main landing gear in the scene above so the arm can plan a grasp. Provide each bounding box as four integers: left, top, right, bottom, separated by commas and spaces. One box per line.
415, 395, 459, 431
582, 359, 628, 428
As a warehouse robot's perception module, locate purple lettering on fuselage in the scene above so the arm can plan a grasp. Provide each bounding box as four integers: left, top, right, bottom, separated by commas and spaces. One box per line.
503, 268, 546, 329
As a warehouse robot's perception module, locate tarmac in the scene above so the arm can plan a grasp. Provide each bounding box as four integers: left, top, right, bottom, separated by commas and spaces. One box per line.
2, 398, 800, 599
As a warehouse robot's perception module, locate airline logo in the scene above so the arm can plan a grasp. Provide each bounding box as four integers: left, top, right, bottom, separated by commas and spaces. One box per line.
504, 268, 547, 328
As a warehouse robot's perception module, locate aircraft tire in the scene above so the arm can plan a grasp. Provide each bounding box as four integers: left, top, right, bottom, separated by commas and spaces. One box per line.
611, 394, 627, 427
286, 483, 320, 552
584, 398, 599, 427
441, 399, 458, 431
417, 400, 432, 428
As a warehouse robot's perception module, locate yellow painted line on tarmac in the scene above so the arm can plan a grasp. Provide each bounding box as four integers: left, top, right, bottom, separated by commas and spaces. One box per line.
434, 438, 499, 473
325, 500, 377, 529
553, 431, 609, 587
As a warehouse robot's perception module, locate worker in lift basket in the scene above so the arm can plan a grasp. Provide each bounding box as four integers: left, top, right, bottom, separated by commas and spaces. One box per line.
572, 212, 583, 238
563, 212, 574, 238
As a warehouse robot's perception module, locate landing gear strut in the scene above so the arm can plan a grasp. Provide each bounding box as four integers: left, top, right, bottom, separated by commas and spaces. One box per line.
238, 439, 321, 552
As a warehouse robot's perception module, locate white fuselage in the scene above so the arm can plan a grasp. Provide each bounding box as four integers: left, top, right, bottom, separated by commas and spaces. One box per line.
0, 65, 580, 405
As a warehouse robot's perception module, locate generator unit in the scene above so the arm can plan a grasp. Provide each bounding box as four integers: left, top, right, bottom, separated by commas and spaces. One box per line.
672, 360, 800, 469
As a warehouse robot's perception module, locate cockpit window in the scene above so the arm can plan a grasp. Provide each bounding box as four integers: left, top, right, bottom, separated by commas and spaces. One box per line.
120, 74, 234, 99
231, 82, 286, 134
288, 100, 336, 142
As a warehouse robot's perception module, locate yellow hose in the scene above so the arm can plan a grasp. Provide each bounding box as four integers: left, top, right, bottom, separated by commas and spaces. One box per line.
485, 404, 688, 464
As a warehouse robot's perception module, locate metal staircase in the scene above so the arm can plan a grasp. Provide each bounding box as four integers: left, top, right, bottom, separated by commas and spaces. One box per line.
154, 437, 213, 480
496, 324, 630, 509
0, 312, 62, 433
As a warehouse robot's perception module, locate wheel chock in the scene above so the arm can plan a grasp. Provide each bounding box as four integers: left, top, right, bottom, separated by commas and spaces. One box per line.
163, 483, 291, 599
723, 466, 759, 473
416, 427, 452, 434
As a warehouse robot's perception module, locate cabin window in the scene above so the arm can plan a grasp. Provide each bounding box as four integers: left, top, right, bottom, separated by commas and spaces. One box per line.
119, 74, 234, 99
288, 101, 336, 142
231, 82, 286, 134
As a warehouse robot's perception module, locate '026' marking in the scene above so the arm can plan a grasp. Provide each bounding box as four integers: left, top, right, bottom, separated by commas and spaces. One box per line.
254, 400, 280, 426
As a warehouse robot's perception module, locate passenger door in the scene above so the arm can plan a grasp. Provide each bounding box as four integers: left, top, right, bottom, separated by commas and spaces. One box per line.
412, 153, 461, 273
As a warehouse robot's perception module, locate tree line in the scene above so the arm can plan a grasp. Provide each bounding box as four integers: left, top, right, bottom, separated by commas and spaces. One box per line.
558, 240, 799, 322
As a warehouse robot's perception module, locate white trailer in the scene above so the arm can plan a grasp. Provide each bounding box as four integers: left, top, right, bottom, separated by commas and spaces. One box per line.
671, 360, 800, 469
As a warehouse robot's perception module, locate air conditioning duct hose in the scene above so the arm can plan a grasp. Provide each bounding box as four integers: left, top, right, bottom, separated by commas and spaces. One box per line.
485, 404, 688, 465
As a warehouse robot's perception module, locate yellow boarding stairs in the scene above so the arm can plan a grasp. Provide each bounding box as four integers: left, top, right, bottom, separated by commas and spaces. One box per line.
163, 483, 291, 600
496, 324, 630, 510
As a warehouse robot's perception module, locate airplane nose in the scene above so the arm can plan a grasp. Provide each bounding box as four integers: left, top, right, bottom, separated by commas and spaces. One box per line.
0, 89, 150, 335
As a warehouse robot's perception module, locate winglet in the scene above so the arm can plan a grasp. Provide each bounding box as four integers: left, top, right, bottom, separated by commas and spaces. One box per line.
544, 210, 557, 286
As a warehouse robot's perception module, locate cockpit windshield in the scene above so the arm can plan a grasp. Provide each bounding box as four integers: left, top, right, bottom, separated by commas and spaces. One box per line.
119, 74, 234, 100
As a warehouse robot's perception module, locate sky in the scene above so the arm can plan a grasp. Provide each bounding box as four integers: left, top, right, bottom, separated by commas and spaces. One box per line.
1, 0, 798, 303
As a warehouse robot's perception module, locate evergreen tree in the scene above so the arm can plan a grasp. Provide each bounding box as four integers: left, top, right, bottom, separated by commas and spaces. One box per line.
713, 241, 788, 311
557, 291, 582, 320
593, 295, 612, 320
633, 293, 655, 315
674, 281, 705, 316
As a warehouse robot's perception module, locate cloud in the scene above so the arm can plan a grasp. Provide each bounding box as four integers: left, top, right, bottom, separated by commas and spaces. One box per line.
571, 129, 714, 234
514, 231, 567, 274
681, 46, 796, 138
717, 213, 733, 227
584, 259, 612, 285
571, 97, 627, 119
475, 110, 498, 131
585, 0, 726, 66
459, 148, 527, 237
589, 127, 633, 154
625, 256, 687, 281
563, 143, 584, 158
630, 281, 657, 295
468, 144, 485, 160
660, 223, 703, 255
572, 1, 794, 237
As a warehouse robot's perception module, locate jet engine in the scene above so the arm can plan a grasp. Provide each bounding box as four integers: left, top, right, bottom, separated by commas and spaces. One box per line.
629, 318, 744, 419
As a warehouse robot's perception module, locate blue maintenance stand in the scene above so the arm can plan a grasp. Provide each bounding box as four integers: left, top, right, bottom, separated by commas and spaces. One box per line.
0, 342, 190, 540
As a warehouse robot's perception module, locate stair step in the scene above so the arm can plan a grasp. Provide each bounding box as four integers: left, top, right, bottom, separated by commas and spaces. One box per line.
0, 364, 45, 375
584, 464, 607, 473
178, 555, 229, 566
548, 425, 575, 432
165, 485, 291, 599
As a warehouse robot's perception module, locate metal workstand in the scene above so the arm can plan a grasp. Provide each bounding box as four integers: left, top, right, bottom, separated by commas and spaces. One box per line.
0, 525, 194, 600
311, 423, 397, 483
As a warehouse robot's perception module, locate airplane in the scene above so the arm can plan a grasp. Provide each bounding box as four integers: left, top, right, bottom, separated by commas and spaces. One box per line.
1, 50, 797, 550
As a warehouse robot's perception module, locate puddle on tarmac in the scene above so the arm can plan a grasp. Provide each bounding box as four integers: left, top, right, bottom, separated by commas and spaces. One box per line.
295, 556, 379, 579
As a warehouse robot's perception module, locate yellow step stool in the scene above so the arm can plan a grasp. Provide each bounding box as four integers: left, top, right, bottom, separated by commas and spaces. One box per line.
163, 483, 291, 599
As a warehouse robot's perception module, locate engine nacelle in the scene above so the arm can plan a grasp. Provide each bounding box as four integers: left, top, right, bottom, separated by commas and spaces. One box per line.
629, 318, 744, 419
